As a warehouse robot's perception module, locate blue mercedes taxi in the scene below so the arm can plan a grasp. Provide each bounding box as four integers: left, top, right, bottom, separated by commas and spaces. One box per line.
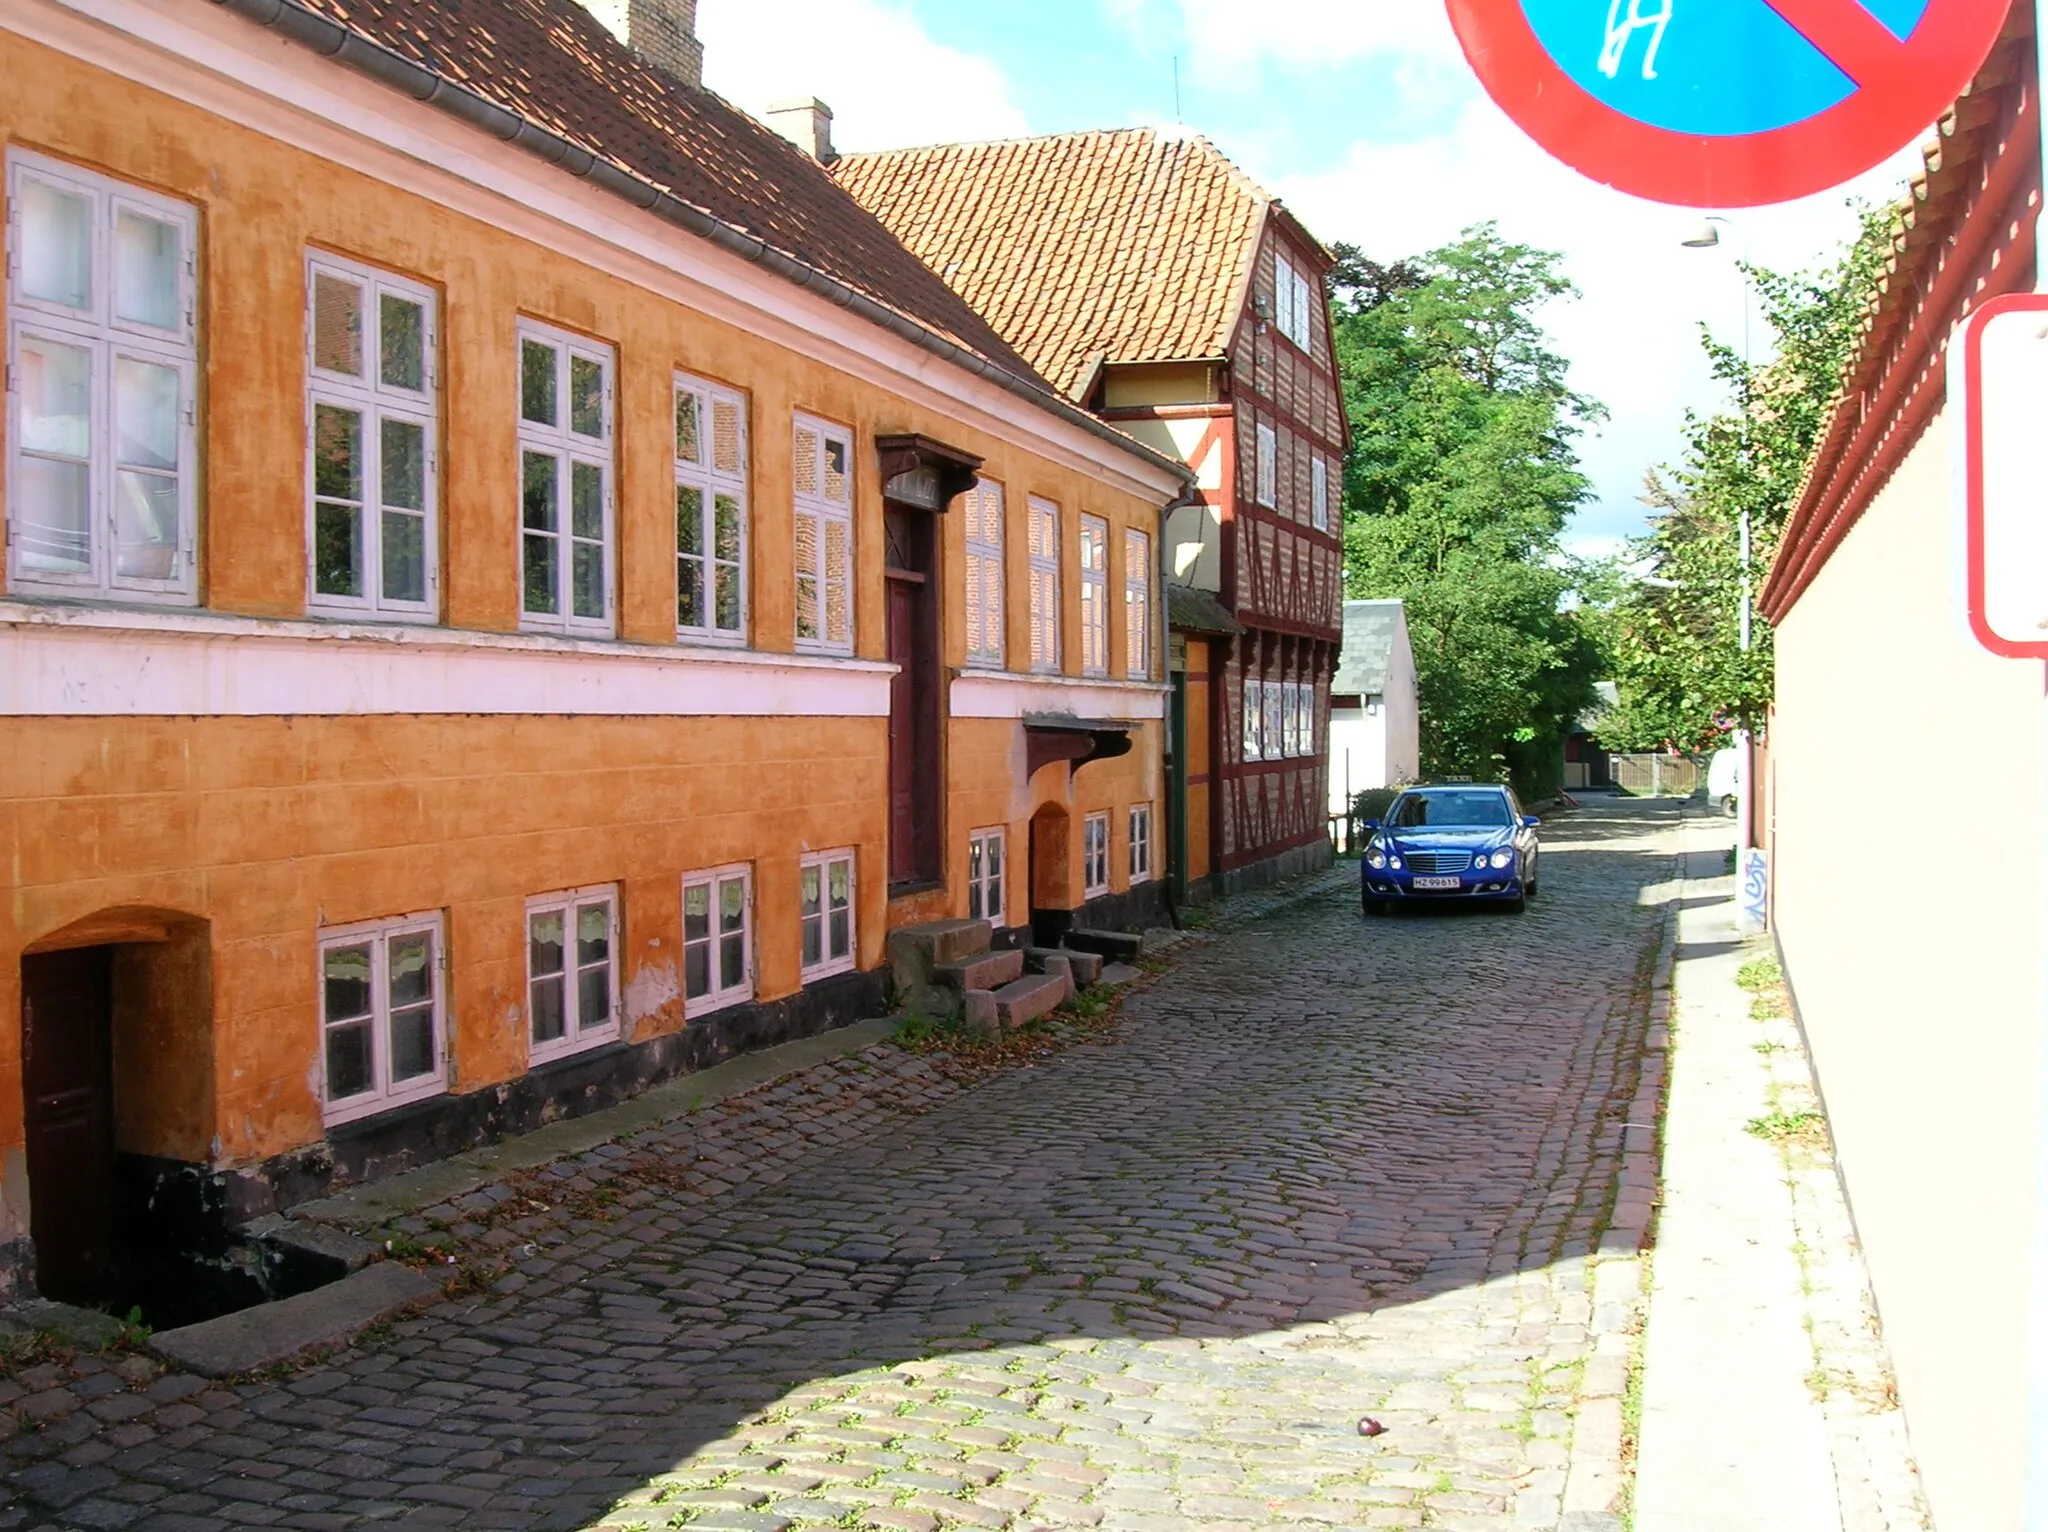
1360, 783, 1541, 916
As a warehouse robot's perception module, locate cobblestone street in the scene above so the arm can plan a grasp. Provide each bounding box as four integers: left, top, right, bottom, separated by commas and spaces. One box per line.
2, 800, 1683, 1532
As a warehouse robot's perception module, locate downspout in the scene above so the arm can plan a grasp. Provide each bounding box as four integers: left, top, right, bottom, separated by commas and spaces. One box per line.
1157, 486, 1200, 929
2029, 10, 2048, 1529
204, 0, 1192, 494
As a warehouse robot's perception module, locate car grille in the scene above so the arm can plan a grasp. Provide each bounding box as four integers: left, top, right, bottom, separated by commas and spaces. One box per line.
1406, 852, 1473, 875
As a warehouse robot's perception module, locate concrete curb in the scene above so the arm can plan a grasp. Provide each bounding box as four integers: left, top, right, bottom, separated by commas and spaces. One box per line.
150, 1261, 442, 1378
1560, 825, 1684, 1531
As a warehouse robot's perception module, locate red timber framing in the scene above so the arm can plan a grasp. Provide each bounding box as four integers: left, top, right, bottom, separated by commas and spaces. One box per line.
1762, 15, 2039, 624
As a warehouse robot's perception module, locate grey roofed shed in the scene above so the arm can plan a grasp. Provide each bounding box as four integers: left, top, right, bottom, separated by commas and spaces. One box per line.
1334, 600, 1405, 696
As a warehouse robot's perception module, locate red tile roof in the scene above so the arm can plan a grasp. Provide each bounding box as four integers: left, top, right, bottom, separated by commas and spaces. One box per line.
279, 0, 1045, 385
833, 129, 1275, 398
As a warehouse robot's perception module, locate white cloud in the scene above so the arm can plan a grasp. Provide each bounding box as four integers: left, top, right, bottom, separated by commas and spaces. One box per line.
698, 0, 1030, 154
1174, 0, 1455, 80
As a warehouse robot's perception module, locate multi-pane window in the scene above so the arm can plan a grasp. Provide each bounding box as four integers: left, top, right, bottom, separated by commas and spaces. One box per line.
306, 254, 437, 619
801, 850, 857, 978
968, 828, 1006, 925
527, 885, 620, 1064
1275, 251, 1315, 351
1083, 813, 1111, 898
1124, 528, 1152, 680
1264, 679, 1285, 761
5, 151, 197, 602
319, 913, 445, 1126
1028, 495, 1061, 672
964, 477, 1005, 667
793, 415, 854, 654
682, 865, 752, 1015
1286, 681, 1305, 756
675, 373, 748, 643
1256, 423, 1278, 508
518, 322, 614, 635
1129, 804, 1154, 883
1242, 676, 1263, 761
1311, 456, 1330, 533
1079, 514, 1109, 676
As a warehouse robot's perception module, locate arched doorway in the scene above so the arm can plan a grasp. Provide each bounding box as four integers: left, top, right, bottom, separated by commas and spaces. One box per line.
1028, 803, 1073, 948
20, 908, 211, 1306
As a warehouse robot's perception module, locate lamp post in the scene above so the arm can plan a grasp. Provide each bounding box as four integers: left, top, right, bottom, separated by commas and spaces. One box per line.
1681, 216, 1762, 918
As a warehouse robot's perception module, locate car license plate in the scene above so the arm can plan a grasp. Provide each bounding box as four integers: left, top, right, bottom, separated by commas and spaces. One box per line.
1413, 876, 1461, 891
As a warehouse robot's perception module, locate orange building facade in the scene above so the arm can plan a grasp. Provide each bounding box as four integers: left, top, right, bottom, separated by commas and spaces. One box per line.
0, 0, 1184, 1311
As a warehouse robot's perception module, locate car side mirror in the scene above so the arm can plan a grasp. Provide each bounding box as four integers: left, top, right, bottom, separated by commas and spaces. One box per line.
1523, 816, 1540, 829
1363, 819, 1382, 832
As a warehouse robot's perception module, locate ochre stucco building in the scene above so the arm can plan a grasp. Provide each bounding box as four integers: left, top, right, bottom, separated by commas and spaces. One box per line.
0, 0, 1186, 1311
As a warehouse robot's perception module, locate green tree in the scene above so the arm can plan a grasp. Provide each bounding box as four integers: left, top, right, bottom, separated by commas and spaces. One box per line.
1595, 205, 1893, 751
1332, 223, 1605, 798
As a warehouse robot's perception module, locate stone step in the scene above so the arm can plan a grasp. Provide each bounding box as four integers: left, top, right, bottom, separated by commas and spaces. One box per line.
992, 974, 1067, 1031
887, 919, 995, 995
1065, 927, 1144, 963
150, 1261, 442, 1379
936, 949, 1024, 992
1027, 946, 1102, 988
1099, 962, 1143, 988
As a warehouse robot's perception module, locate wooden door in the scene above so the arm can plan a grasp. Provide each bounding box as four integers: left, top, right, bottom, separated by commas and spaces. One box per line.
887, 573, 922, 886
21, 948, 116, 1303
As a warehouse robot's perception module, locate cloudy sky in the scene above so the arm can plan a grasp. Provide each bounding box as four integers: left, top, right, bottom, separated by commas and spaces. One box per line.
699, 0, 1923, 558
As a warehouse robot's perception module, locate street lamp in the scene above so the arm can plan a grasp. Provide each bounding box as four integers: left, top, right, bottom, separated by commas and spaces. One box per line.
1681, 215, 1758, 885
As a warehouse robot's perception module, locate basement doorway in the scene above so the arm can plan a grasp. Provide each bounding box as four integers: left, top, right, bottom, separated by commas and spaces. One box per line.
21, 946, 116, 1304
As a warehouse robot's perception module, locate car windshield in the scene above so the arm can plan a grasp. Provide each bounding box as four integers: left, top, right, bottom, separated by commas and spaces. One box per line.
1387, 791, 1512, 830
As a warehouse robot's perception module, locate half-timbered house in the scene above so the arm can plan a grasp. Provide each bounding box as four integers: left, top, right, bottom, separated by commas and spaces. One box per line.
837, 129, 1348, 900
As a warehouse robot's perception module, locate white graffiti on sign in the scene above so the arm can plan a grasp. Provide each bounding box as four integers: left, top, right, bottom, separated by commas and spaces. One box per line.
1600, 0, 1673, 82
1739, 847, 1769, 931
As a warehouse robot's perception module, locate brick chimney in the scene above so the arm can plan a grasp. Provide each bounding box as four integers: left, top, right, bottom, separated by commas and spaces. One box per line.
764, 98, 837, 163
577, 0, 704, 88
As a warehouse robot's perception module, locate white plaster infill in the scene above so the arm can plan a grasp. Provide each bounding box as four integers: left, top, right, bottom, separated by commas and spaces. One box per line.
949, 670, 1168, 722
0, 602, 896, 717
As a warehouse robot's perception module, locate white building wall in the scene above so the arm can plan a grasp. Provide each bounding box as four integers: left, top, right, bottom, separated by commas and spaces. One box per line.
1772, 408, 2043, 1532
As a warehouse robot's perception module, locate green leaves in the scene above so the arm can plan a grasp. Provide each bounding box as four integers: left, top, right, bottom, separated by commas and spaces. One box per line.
1334, 224, 1603, 798
1595, 203, 1892, 751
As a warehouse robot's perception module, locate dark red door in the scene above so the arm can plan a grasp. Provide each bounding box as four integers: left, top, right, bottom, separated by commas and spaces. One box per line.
887, 573, 921, 886
21, 948, 116, 1303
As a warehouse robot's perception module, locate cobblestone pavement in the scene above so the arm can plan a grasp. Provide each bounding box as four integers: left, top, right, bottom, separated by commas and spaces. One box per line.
1, 800, 1684, 1532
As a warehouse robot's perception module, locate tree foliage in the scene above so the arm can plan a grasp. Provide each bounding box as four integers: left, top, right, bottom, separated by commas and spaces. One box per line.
1593, 206, 1894, 751
1332, 223, 1605, 799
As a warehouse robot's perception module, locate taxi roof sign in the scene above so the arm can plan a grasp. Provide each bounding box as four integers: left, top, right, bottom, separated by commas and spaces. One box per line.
1447, 0, 2011, 207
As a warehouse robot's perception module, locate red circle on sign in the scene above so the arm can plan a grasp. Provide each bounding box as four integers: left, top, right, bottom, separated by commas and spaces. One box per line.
1446, 0, 2012, 207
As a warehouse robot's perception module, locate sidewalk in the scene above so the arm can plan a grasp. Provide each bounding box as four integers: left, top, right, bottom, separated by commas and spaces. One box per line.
1633, 812, 1929, 1532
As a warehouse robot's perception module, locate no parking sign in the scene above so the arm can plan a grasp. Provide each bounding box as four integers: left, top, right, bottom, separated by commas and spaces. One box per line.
1447, 0, 2012, 206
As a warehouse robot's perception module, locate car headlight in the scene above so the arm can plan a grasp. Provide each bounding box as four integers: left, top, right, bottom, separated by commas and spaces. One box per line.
1367, 850, 1387, 869
1490, 849, 1514, 870
1389, 855, 1404, 870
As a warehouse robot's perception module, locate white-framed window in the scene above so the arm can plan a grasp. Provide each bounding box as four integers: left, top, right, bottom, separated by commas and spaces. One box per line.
526, 884, 620, 1064
968, 827, 1006, 925
1123, 528, 1152, 680
319, 911, 446, 1126
1079, 513, 1109, 676
793, 414, 854, 654
1264, 678, 1285, 762
306, 253, 438, 620
1242, 676, 1263, 762
1287, 681, 1305, 756
1256, 423, 1277, 508
1083, 812, 1111, 898
5, 151, 198, 603
1028, 495, 1061, 673
1128, 803, 1154, 883
1311, 455, 1330, 533
518, 320, 614, 635
682, 864, 752, 1015
801, 849, 857, 979
964, 477, 1005, 668
1275, 251, 1314, 351
675, 372, 749, 643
